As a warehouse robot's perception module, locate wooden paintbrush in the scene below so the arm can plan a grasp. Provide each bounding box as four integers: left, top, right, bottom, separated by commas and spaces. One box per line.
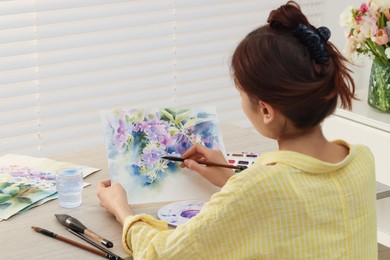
31, 226, 113, 259
55, 214, 113, 248
161, 155, 247, 171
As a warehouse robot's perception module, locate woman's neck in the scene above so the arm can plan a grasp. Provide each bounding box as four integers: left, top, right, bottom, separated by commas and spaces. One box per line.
277, 125, 348, 163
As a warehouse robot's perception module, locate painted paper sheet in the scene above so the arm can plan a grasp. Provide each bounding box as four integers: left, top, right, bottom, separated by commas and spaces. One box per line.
0, 154, 100, 221
101, 107, 225, 204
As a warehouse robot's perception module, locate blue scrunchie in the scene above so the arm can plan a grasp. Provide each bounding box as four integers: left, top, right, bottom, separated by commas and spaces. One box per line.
293, 23, 331, 64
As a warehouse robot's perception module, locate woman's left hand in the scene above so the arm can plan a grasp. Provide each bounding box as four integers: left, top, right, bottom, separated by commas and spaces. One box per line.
97, 179, 133, 225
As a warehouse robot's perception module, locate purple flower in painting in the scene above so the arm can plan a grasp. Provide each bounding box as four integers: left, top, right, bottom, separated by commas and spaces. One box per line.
141, 145, 165, 169
134, 121, 148, 132
144, 116, 170, 144
2, 165, 57, 190
114, 118, 133, 150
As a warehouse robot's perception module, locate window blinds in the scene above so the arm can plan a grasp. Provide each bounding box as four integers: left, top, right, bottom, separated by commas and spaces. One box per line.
0, 0, 324, 157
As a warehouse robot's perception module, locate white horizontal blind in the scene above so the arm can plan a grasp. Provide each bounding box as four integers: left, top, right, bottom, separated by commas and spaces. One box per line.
0, 2, 38, 155
174, 0, 278, 123
0, 0, 324, 157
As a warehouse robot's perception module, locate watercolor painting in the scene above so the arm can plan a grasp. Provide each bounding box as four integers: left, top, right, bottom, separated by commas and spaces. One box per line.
0, 154, 100, 221
0, 165, 57, 220
101, 107, 224, 204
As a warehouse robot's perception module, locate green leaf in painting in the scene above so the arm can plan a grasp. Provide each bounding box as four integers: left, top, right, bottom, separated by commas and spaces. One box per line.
183, 118, 199, 129
165, 108, 177, 116
0, 193, 12, 203
168, 127, 180, 136
175, 110, 191, 125
0, 182, 9, 190
14, 197, 32, 204
160, 109, 175, 122
0, 202, 12, 210
2, 185, 21, 196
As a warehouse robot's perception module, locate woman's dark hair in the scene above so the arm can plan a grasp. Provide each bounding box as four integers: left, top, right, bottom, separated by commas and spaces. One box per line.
231, 1, 355, 129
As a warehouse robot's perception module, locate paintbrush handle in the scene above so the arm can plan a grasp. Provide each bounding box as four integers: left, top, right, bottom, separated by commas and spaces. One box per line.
162, 156, 246, 170
68, 229, 122, 260
203, 161, 246, 170
84, 229, 113, 248
56, 233, 107, 258
31, 226, 108, 259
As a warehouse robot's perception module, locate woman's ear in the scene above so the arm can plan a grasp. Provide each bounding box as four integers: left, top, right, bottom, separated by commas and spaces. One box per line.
258, 101, 275, 124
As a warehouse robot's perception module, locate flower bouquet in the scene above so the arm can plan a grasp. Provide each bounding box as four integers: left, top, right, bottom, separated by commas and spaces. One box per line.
340, 0, 390, 112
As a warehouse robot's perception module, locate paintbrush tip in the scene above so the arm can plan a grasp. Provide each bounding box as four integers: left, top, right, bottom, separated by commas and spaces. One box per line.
31, 226, 40, 232
55, 213, 70, 224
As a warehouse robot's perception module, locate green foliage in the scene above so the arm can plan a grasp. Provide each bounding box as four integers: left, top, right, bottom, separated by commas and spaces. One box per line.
0, 193, 11, 204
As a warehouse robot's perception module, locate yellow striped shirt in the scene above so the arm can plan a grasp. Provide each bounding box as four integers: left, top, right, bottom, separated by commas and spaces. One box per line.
122, 140, 377, 259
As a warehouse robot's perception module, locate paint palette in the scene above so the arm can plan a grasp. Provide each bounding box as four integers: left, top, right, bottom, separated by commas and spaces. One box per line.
226, 152, 259, 172
157, 200, 205, 227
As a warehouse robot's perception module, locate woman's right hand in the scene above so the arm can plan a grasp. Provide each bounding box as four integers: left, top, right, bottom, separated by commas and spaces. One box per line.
180, 143, 234, 187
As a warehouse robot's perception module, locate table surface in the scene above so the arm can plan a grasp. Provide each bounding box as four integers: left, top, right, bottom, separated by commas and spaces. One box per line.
0, 123, 277, 260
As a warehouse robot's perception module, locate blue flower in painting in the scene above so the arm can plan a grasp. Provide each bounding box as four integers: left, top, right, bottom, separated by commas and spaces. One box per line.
170, 133, 192, 155
189, 121, 219, 148
197, 112, 211, 119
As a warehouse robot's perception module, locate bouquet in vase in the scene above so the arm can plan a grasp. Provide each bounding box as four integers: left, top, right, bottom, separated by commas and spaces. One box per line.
340, 0, 390, 112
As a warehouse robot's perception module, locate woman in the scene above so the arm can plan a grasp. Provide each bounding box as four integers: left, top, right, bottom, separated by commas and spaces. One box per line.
97, 1, 377, 259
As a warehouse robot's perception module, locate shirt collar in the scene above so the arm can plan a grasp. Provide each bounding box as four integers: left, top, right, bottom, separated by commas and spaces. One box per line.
258, 140, 356, 174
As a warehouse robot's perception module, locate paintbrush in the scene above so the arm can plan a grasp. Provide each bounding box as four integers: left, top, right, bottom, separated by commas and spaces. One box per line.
161, 155, 247, 171
55, 214, 113, 248
31, 226, 112, 259
67, 228, 123, 260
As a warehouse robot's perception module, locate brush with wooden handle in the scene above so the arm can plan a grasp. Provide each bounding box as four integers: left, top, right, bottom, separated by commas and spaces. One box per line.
55, 214, 113, 248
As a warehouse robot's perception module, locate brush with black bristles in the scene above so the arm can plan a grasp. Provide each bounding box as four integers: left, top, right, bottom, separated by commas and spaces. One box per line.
55, 214, 113, 248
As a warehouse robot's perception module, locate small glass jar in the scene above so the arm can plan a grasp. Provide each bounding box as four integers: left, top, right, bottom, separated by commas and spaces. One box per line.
56, 168, 83, 208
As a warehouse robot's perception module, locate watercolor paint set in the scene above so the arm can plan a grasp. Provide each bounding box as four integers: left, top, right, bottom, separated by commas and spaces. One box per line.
226, 152, 259, 172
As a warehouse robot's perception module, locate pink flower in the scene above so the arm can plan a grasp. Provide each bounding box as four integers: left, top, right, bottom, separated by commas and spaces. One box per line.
360, 12, 378, 38
356, 14, 363, 23
375, 29, 389, 45
360, 3, 369, 13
